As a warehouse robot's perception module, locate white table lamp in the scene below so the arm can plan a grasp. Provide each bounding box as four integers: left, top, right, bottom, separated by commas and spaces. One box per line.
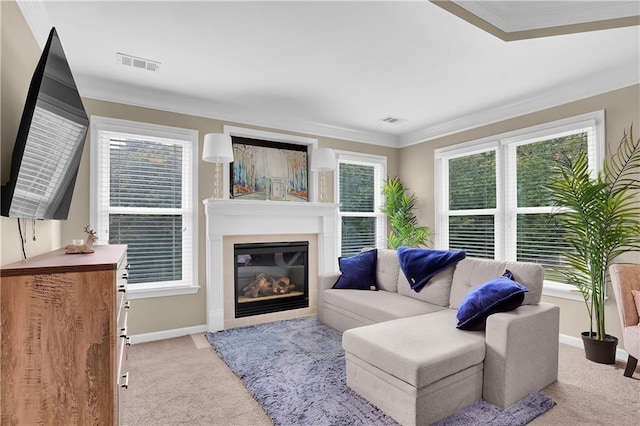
311, 148, 336, 203
203, 133, 234, 199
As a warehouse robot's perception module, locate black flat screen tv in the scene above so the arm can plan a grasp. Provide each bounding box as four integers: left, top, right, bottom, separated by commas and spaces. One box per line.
1, 27, 89, 220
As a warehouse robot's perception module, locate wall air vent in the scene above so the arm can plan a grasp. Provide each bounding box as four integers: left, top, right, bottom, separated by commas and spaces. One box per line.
117, 52, 160, 72
379, 116, 407, 124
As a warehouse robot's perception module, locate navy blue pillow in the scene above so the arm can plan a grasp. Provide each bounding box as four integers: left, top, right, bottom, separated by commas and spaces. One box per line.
333, 249, 378, 290
456, 270, 528, 331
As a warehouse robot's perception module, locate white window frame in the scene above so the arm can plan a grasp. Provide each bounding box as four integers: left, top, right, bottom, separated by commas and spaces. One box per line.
335, 150, 387, 255
435, 111, 605, 300
90, 116, 199, 299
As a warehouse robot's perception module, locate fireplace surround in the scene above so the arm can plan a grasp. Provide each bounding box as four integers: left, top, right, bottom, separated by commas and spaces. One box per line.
204, 199, 338, 331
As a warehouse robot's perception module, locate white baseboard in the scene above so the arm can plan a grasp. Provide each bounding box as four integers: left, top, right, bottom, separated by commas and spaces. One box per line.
130, 324, 208, 345
559, 333, 629, 362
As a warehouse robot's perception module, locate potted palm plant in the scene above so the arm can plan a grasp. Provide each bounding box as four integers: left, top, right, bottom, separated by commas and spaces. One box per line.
546, 125, 640, 364
380, 176, 431, 249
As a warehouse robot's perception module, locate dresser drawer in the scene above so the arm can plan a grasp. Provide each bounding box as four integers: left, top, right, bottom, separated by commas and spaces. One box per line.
116, 255, 129, 293
117, 296, 130, 327
115, 249, 130, 424
118, 309, 129, 339
117, 335, 129, 390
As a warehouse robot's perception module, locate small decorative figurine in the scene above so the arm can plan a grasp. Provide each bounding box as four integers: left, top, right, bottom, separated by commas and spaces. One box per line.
65, 226, 98, 254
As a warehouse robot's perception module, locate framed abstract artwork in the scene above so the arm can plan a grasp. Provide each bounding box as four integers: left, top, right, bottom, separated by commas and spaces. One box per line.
230, 136, 308, 202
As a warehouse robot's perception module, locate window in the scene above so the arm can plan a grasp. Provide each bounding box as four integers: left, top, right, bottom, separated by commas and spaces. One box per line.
90, 117, 198, 298
435, 111, 604, 289
336, 152, 386, 256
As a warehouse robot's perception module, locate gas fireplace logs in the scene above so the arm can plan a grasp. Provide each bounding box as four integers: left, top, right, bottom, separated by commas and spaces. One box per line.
243, 273, 296, 298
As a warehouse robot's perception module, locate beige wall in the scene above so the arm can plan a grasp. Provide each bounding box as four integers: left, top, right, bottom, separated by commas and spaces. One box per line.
66, 99, 398, 335
0, 1, 63, 265
400, 84, 640, 343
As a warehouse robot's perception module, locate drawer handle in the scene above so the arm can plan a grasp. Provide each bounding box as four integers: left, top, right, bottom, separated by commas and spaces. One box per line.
125, 264, 131, 270
120, 326, 127, 338
122, 273, 129, 280
124, 300, 131, 309
126, 336, 132, 346
118, 284, 126, 293
121, 372, 129, 389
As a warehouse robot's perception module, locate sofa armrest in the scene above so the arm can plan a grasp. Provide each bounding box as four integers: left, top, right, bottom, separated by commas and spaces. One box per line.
318, 273, 340, 292
483, 302, 559, 408
317, 273, 341, 323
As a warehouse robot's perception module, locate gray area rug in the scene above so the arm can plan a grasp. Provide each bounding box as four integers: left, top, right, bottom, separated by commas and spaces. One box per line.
433, 392, 555, 426
207, 316, 554, 426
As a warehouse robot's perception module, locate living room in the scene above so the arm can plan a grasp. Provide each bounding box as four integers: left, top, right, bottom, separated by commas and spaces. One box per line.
1, 1, 639, 425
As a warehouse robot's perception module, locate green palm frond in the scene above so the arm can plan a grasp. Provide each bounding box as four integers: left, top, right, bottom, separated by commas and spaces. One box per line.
546, 124, 640, 340
381, 176, 431, 249
605, 125, 640, 192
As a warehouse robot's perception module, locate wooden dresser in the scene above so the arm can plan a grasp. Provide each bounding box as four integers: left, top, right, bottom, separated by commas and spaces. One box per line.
1, 244, 129, 425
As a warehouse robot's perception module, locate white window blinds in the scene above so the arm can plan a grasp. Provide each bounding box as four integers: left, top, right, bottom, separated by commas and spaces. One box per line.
337, 153, 386, 257
436, 111, 603, 284
447, 149, 497, 259
91, 117, 197, 291
505, 124, 598, 282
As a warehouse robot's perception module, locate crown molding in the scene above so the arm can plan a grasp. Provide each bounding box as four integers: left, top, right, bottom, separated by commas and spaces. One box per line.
75, 66, 640, 152
76, 74, 399, 148
398, 66, 639, 148
449, 0, 640, 33
16, 0, 51, 48
434, 1, 639, 41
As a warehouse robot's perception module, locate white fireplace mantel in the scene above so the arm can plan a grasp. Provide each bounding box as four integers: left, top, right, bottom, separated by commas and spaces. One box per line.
203, 199, 339, 331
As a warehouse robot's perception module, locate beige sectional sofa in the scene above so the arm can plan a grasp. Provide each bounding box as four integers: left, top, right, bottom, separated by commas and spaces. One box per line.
317, 249, 559, 426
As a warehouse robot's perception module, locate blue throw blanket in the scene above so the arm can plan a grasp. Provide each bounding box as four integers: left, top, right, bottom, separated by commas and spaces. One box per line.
398, 247, 466, 292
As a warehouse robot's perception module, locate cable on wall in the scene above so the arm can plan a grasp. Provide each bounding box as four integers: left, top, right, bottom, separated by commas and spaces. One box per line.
17, 218, 27, 259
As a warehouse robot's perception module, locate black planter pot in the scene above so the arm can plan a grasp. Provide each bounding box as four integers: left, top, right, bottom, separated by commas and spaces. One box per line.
581, 332, 618, 364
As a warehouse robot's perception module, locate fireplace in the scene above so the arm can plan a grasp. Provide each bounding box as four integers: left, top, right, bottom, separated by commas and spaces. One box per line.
204, 199, 338, 331
234, 241, 309, 318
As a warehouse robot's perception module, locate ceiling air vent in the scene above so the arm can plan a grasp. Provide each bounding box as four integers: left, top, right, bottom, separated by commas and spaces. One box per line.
379, 116, 407, 125
117, 52, 161, 72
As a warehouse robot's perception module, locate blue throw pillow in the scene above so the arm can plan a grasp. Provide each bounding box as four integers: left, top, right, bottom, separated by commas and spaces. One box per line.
333, 249, 378, 291
398, 247, 466, 292
456, 270, 528, 331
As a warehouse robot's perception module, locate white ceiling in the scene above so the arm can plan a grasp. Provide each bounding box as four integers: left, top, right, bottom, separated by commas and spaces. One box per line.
17, 1, 640, 148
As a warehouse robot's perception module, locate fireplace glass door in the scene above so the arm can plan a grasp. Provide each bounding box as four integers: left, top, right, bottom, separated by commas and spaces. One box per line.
234, 241, 309, 318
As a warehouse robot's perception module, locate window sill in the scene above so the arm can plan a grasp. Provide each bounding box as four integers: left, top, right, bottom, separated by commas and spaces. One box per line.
127, 284, 200, 300
542, 280, 584, 302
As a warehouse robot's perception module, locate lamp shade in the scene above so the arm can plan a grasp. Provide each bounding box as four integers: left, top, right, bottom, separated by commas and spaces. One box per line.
311, 148, 336, 171
202, 133, 234, 163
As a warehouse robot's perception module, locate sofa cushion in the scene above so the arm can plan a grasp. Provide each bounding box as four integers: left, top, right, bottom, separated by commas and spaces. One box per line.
323, 289, 445, 324
367, 248, 400, 292
449, 258, 543, 309
398, 247, 466, 291
456, 271, 528, 330
333, 249, 378, 290
342, 309, 486, 389
398, 265, 455, 307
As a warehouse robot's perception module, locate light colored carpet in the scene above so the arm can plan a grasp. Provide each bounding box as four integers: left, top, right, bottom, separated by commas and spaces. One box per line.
121, 334, 271, 426
121, 334, 639, 426
531, 344, 639, 425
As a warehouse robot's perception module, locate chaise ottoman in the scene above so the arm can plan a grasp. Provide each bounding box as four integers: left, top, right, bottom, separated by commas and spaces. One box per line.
343, 309, 486, 426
